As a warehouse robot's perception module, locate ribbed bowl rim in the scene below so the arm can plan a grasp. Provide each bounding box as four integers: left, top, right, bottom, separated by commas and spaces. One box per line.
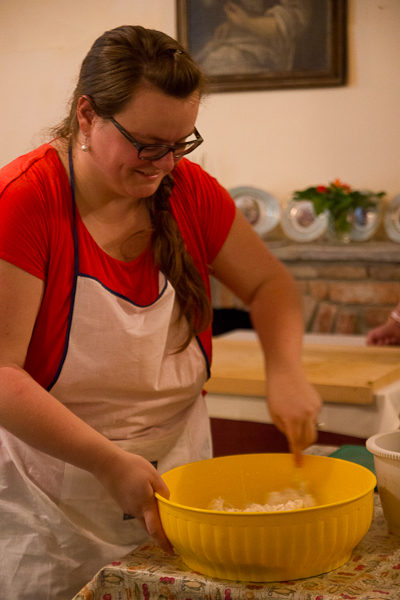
156, 488, 375, 514
156, 456, 377, 515
367, 431, 400, 461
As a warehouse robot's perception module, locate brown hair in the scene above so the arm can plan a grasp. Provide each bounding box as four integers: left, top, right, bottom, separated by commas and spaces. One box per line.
51, 25, 211, 351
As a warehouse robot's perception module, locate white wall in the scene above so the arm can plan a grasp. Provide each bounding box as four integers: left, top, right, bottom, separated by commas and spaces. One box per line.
1, 0, 399, 205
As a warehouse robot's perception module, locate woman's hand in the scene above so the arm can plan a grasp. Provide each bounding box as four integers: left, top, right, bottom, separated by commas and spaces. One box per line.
95, 449, 174, 555
266, 366, 322, 465
366, 319, 400, 346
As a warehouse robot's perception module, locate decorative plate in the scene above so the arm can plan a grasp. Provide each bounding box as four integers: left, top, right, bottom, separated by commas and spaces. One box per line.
384, 193, 400, 242
281, 199, 329, 242
350, 200, 382, 242
229, 186, 280, 236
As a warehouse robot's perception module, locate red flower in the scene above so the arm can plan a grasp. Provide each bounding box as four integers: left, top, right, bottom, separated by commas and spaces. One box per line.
316, 185, 328, 193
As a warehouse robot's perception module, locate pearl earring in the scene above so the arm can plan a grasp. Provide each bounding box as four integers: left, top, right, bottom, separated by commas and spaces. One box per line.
81, 136, 89, 152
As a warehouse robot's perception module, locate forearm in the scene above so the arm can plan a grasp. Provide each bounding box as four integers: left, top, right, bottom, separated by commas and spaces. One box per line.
211, 211, 321, 458
0, 364, 120, 478
249, 269, 305, 373
0, 363, 174, 553
249, 269, 321, 459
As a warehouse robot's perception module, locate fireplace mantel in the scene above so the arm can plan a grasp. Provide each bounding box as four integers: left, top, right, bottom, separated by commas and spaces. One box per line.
268, 240, 400, 262
211, 240, 400, 335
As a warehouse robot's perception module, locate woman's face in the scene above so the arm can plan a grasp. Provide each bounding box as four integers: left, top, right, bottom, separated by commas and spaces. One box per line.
84, 85, 200, 201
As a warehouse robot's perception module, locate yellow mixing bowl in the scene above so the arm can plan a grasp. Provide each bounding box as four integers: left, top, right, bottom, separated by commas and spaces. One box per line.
156, 453, 376, 582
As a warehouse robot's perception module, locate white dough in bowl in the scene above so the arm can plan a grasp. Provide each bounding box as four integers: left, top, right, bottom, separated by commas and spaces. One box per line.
208, 486, 316, 512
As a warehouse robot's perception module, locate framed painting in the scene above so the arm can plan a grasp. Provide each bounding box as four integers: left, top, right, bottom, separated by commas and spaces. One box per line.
176, 0, 347, 92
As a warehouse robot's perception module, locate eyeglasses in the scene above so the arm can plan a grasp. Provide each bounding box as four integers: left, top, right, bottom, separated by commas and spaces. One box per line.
109, 117, 203, 161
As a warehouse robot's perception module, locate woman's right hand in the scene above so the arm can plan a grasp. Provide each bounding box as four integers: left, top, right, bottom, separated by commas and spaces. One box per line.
94, 449, 174, 555
0, 260, 173, 552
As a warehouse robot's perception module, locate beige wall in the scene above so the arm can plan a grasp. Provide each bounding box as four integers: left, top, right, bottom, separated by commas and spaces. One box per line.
1, 0, 399, 204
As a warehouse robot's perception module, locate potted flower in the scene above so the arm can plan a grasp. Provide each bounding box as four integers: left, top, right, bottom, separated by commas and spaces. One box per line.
293, 179, 385, 242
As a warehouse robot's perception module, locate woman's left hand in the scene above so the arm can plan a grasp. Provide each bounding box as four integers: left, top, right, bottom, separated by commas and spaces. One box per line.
266, 366, 322, 465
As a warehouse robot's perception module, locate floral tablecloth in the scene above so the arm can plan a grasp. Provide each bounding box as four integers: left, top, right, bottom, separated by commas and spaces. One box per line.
74, 495, 400, 600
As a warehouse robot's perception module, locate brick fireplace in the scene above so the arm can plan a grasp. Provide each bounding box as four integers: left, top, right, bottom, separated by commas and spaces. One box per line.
211, 240, 400, 335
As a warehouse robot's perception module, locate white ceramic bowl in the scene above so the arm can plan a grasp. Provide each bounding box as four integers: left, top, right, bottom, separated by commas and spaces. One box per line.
366, 431, 400, 535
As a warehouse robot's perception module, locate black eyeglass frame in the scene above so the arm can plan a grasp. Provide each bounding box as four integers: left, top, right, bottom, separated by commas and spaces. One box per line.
109, 117, 203, 160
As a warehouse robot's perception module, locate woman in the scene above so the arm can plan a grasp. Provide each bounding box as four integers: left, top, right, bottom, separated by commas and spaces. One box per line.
0, 25, 321, 600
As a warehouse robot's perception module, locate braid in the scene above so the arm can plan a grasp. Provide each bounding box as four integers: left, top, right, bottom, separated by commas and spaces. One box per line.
149, 174, 212, 352
48, 24, 212, 350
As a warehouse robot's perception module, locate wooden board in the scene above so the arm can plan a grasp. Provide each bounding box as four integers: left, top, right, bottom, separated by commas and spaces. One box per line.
204, 337, 400, 404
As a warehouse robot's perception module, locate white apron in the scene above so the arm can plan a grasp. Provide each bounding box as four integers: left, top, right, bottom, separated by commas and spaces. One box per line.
0, 158, 212, 600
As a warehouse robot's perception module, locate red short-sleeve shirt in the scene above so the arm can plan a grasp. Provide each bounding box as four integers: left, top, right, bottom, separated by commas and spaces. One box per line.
0, 144, 236, 388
